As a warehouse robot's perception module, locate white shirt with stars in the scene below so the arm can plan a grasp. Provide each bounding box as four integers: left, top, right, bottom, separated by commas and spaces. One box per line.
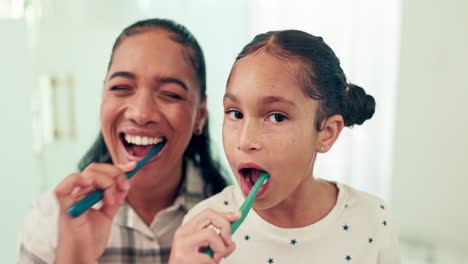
184, 182, 401, 264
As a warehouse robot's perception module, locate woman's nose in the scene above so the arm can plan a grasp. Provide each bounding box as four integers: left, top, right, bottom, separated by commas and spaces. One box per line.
236, 121, 263, 152
125, 90, 161, 126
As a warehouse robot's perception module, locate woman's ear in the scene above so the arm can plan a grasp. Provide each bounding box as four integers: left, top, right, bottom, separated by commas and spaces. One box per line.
194, 98, 208, 135
316, 114, 344, 153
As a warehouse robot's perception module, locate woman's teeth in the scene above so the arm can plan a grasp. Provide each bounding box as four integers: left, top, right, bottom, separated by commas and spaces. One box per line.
124, 135, 163, 145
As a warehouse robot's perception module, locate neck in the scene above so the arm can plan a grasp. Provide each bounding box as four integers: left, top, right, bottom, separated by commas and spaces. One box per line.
126, 159, 184, 226
256, 178, 338, 228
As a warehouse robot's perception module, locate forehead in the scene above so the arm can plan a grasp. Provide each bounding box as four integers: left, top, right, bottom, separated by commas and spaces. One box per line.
227, 51, 304, 97
109, 30, 198, 84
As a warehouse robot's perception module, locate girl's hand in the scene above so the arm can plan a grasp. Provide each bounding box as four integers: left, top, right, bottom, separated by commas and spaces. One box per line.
169, 209, 241, 264
54, 162, 136, 264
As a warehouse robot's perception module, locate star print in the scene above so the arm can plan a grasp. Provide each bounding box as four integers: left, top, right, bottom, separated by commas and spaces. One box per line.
369, 238, 373, 243
345, 255, 352, 261
244, 235, 250, 240
383, 220, 387, 226
345, 204, 349, 208
380, 205, 385, 210
290, 239, 297, 245
267, 258, 274, 263
343, 225, 349, 231
224, 200, 229, 205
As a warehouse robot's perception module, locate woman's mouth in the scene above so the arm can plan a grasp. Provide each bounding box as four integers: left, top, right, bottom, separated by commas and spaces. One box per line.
239, 168, 270, 198
120, 133, 166, 161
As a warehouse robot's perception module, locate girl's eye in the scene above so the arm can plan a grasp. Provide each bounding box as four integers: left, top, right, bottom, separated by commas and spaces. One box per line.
268, 113, 287, 123
226, 110, 243, 120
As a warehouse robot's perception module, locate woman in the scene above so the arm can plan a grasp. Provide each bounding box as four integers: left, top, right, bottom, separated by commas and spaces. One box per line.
18, 18, 227, 264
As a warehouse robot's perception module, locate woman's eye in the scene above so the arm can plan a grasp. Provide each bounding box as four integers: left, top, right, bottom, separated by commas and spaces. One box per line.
164, 93, 183, 100
110, 85, 129, 91
226, 110, 243, 120
268, 113, 287, 123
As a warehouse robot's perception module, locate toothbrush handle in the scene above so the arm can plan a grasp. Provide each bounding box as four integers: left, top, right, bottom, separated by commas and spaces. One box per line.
67, 189, 104, 217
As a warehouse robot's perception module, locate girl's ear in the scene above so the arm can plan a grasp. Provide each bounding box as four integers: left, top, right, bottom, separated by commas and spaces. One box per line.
316, 114, 344, 153
194, 98, 208, 135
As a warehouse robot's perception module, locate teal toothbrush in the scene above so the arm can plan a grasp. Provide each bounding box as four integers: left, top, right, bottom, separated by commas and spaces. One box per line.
67, 141, 165, 217
203, 172, 270, 257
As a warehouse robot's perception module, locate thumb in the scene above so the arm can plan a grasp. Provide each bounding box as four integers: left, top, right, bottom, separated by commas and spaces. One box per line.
223, 211, 242, 222
116, 162, 137, 172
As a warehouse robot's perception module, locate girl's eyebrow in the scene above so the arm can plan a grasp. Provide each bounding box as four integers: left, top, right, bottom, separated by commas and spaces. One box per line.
223, 92, 237, 102
223, 93, 297, 108
262, 96, 297, 108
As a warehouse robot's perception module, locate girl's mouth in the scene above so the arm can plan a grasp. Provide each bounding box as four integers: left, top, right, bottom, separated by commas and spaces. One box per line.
239, 168, 270, 198
120, 133, 166, 161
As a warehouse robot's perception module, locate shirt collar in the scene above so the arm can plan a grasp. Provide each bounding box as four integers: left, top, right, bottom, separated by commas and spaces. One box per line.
113, 159, 208, 233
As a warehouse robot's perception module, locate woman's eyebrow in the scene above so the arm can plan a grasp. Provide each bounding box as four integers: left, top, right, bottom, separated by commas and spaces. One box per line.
108, 71, 136, 80
158, 77, 188, 91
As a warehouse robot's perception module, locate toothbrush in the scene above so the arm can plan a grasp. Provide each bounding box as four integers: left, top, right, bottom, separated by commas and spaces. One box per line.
203, 172, 270, 257
67, 140, 165, 218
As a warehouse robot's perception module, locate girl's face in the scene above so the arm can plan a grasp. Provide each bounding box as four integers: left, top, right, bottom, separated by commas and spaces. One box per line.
223, 51, 321, 210
101, 30, 206, 187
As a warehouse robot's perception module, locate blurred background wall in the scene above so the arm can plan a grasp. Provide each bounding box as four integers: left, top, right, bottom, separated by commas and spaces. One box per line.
1, 0, 467, 263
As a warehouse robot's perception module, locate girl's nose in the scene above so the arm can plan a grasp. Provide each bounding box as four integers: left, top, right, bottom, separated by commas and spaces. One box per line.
236, 121, 263, 152
125, 89, 161, 126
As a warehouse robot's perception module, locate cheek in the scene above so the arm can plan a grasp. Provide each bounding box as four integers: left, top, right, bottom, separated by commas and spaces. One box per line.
165, 103, 197, 135
272, 125, 316, 167
100, 98, 117, 131
222, 120, 238, 151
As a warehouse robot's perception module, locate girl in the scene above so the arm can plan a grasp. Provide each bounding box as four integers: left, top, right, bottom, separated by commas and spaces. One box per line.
170, 30, 400, 264
18, 18, 227, 264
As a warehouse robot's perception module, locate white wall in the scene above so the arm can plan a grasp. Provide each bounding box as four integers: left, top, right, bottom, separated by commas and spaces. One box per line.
0, 19, 40, 264
392, 0, 468, 261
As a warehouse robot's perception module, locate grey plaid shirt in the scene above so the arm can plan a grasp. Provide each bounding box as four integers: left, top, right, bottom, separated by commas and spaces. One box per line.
17, 161, 208, 264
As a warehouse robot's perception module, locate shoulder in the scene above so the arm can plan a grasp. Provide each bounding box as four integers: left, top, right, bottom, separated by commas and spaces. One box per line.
338, 183, 399, 251
183, 185, 242, 223
17, 191, 59, 263
339, 183, 390, 217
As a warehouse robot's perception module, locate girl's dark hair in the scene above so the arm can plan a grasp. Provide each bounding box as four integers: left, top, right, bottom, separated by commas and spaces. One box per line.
79, 18, 227, 195
235, 30, 375, 130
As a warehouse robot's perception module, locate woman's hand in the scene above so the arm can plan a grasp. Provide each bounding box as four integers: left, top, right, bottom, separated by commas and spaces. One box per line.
54, 162, 136, 264
169, 209, 242, 264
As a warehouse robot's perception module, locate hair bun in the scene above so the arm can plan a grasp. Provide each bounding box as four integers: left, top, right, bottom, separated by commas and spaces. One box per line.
342, 83, 375, 127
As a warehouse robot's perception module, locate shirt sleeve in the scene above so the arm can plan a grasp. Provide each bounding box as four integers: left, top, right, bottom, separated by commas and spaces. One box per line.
378, 207, 401, 264
17, 193, 58, 264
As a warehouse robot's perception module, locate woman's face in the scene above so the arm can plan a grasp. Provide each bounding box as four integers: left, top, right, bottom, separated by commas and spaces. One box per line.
101, 30, 206, 186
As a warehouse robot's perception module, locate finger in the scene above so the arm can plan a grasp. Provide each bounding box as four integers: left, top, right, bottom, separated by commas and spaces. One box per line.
103, 182, 117, 206
115, 171, 131, 192
217, 211, 241, 245
190, 228, 227, 263
115, 162, 137, 173
188, 209, 240, 246
202, 229, 228, 263
83, 163, 122, 181
101, 180, 130, 218
54, 173, 94, 210
224, 241, 236, 258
